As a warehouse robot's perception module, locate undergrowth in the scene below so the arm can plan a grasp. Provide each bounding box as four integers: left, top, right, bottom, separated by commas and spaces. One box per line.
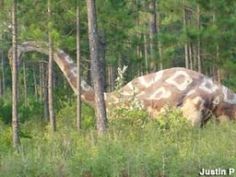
0, 105, 236, 177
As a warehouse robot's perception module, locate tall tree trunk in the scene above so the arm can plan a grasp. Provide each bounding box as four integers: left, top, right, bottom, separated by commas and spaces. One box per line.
23, 61, 28, 105
183, 7, 189, 69
197, 4, 201, 72
156, 1, 163, 70
107, 65, 115, 92
149, 0, 157, 71
0, 72, 2, 97
48, 0, 56, 131
76, 5, 81, 131
0, 48, 5, 96
33, 66, 38, 100
0, 49, 2, 96
213, 14, 222, 82
39, 62, 43, 101
188, 42, 193, 70
11, 0, 20, 148
1, 50, 5, 94
86, 0, 107, 134
216, 44, 221, 82
43, 62, 49, 121
193, 44, 197, 70
144, 34, 149, 73
98, 30, 106, 90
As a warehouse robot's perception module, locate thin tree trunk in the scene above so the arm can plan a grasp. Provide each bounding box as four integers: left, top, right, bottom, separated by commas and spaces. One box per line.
0, 50, 2, 97
193, 44, 197, 70
23, 61, 28, 105
183, 7, 189, 69
107, 65, 112, 92
109, 65, 116, 91
12, 0, 20, 148
188, 42, 193, 70
106, 66, 110, 91
197, 4, 201, 72
39, 62, 43, 101
43, 62, 49, 121
0, 49, 5, 96
0, 49, 3, 96
216, 44, 220, 82
48, 0, 56, 131
76, 5, 81, 131
214, 14, 221, 82
156, 1, 163, 70
98, 30, 106, 90
86, 0, 107, 134
0, 77, 1, 97
149, 0, 157, 71
33, 66, 38, 100
144, 34, 149, 73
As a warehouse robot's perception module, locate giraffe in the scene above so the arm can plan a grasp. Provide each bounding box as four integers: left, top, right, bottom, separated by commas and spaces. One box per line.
8, 41, 236, 127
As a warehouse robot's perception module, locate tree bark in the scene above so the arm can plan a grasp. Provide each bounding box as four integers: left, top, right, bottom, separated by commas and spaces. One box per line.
0, 49, 3, 96
107, 65, 115, 92
76, 5, 81, 131
86, 0, 107, 134
43, 62, 49, 121
33, 66, 38, 100
39, 62, 44, 101
197, 4, 201, 72
0, 68, 2, 96
193, 44, 197, 70
156, 1, 163, 70
183, 7, 189, 69
149, 0, 157, 71
1, 50, 5, 94
11, 0, 20, 148
106, 66, 110, 91
98, 30, 106, 90
144, 34, 149, 73
188, 42, 193, 70
48, 0, 56, 131
23, 61, 28, 105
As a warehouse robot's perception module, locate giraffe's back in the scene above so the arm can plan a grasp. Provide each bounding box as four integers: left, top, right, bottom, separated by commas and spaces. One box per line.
119, 67, 236, 125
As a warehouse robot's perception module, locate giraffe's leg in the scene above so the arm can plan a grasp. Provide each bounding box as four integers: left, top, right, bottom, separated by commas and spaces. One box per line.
181, 96, 205, 127
216, 115, 230, 123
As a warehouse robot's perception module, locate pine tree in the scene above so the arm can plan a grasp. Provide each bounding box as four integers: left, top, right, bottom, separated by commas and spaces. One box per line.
48, 0, 56, 131
76, 5, 81, 130
86, 0, 107, 134
11, 0, 20, 148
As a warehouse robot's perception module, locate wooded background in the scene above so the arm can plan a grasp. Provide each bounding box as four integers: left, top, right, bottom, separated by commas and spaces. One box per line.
1, 0, 236, 96
1, 1, 236, 176
1, 0, 236, 126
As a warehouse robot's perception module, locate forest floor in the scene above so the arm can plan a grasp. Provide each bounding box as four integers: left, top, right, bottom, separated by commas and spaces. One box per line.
0, 106, 236, 177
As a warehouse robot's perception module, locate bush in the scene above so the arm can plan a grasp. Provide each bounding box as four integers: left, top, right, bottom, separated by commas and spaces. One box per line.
0, 96, 43, 124
154, 106, 191, 131
57, 102, 95, 130
1, 106, 236, 177
0, 95, 12, 124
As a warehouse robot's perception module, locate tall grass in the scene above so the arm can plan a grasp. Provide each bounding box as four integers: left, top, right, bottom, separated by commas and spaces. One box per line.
0, 107, 236, 177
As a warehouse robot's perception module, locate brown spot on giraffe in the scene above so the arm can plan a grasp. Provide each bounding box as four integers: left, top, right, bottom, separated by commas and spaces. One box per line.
9, 42, 236, 127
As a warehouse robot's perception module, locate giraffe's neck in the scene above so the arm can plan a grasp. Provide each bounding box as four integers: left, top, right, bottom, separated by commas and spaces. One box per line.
8, 41, 97, 107
11, 42, 236, 124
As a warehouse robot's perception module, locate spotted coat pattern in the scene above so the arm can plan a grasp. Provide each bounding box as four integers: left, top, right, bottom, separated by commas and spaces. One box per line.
9, 42, 236, 126
114, 67, 236, 126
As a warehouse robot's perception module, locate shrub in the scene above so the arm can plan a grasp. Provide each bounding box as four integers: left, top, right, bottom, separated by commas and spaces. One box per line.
56, 102, 95, 130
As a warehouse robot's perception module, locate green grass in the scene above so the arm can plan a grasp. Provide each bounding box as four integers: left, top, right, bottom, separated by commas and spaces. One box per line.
0, 108, 236, 177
